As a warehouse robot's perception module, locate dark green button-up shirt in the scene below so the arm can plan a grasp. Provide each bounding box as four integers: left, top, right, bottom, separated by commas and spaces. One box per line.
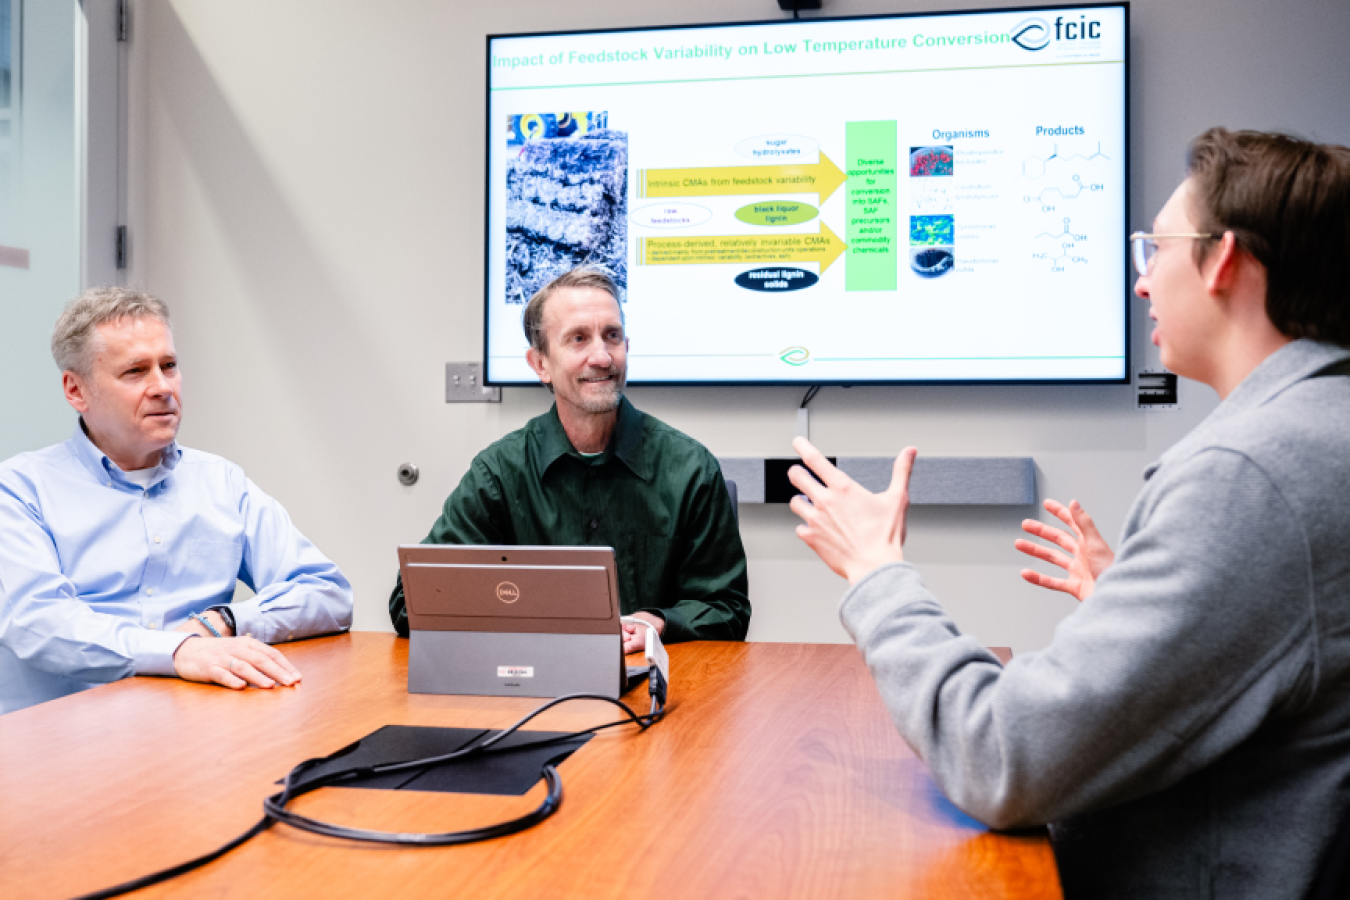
390, 397, 749, 643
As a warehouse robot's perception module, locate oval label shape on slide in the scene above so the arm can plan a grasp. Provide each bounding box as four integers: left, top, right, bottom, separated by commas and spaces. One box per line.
631, 202, 713, 229
734, 267, 820, 292
734, 201, 819, 228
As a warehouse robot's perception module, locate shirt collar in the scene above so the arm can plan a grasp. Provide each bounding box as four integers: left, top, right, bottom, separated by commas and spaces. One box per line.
1217, 338, 1350, 413
532, 396, 652, 482
70, 418, 183, 486
1144, 339, 1350, 480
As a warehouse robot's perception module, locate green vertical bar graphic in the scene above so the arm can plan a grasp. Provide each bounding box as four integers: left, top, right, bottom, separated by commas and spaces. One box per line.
845, 121, 898, 291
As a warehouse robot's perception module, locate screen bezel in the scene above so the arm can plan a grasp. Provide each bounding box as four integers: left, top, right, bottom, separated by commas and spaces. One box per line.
483, 2, 1131, 388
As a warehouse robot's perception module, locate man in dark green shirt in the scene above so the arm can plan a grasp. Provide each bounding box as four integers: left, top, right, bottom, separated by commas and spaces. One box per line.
389, 268, 749, 652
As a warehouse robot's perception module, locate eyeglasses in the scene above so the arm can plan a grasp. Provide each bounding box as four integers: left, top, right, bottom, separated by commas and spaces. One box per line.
1129, 232, 1223, 276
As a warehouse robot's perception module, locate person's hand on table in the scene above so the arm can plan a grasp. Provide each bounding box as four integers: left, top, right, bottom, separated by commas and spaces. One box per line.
1014, 498, 1115, 602
173, 634, 302, 689
622, 611, 665, 654
788, 437, 917, 585
173, 609, 233, 638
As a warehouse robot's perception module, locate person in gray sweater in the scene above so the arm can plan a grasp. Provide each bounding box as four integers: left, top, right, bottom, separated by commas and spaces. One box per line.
787, 128, 1350, 899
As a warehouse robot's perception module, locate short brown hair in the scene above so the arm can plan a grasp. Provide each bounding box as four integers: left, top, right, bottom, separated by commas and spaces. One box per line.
1186, 128, 1350, 346
522, 267, 623, 354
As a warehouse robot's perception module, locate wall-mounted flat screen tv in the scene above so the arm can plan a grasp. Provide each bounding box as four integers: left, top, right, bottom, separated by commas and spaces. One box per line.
485, 4, 1129, 385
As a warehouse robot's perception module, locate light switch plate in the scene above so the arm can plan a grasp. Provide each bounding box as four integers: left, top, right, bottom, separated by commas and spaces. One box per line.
445, 363, 502, 403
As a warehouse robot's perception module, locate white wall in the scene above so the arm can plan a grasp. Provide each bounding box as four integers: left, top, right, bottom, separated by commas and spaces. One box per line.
121, 0, 1350, 648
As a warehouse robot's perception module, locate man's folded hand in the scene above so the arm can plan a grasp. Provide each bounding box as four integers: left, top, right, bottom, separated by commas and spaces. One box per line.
173, 635, 302, 690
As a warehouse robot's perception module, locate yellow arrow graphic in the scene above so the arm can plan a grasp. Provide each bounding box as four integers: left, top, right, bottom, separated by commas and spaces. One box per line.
641, 154, 847, 204
640, 223, 846, 274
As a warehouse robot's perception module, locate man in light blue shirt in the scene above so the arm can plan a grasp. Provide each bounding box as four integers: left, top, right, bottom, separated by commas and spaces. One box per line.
0, 287, 352, 715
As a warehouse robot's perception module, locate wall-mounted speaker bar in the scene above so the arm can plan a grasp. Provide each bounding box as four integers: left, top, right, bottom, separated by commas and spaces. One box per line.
717, 456, 1036, 506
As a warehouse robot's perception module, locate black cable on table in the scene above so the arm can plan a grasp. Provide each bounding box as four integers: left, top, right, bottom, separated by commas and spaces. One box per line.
73, 675, 666, 899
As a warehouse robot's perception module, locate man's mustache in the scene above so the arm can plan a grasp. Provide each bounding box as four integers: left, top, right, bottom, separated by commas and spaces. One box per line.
579, 368, 621, 382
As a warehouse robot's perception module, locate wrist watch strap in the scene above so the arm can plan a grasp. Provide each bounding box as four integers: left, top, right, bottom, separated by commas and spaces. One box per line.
210, 605, 237, 634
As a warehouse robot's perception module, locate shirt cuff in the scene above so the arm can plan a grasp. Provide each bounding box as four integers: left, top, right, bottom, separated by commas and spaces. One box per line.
645, 607, 689, 643
839, 562, 928, 643
133, 629, 195, 677
228, 598, 265, 641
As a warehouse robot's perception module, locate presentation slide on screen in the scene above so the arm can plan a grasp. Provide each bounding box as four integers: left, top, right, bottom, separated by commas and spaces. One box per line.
486, 7, 1127, 383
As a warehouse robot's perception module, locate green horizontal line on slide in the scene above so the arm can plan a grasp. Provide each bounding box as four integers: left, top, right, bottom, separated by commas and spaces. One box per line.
815, 355, 1124, 361
492, 59, 1123, 92
490, 354, 775, 359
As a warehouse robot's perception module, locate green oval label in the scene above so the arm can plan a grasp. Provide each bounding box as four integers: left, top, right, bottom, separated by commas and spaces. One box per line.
734, 201, 819, 228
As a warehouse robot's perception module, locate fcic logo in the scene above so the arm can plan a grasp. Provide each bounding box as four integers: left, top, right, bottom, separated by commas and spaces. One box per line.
1055, 14, 1103, 40
1010, 18, 1051, 51
1011, 14, 1105, 51
780, 346, 810, 366
496, 581, 520, 604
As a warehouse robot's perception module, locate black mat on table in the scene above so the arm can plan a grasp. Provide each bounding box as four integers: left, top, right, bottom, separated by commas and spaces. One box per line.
285, 726, 592, 796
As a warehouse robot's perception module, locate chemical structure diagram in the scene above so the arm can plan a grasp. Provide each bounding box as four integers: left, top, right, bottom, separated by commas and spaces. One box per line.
1025, 174, 1102, 210
1032, 217, 1088, 271
1020, 142, 1109, 178
1020, 143, 1109, 212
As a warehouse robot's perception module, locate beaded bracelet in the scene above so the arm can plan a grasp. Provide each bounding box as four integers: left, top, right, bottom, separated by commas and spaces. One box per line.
188, 611, 223, 638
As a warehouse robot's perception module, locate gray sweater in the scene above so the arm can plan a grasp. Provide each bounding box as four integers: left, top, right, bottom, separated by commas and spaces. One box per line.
841, 340, 1350, 899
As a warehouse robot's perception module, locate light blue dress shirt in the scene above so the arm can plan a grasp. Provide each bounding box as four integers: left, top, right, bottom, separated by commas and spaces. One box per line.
0, 422, 353, 714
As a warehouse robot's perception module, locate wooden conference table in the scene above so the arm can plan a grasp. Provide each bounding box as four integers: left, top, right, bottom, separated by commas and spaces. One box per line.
0, 634, 1060, 899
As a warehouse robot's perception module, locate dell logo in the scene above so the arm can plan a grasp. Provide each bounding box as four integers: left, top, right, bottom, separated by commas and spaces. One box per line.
496, 581, 520, 603
1010, 18, 1051, 51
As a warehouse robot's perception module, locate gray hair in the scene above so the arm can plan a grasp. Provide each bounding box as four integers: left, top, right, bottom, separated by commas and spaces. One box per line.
51, 287, 171, 378
522, 267, 623, 354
